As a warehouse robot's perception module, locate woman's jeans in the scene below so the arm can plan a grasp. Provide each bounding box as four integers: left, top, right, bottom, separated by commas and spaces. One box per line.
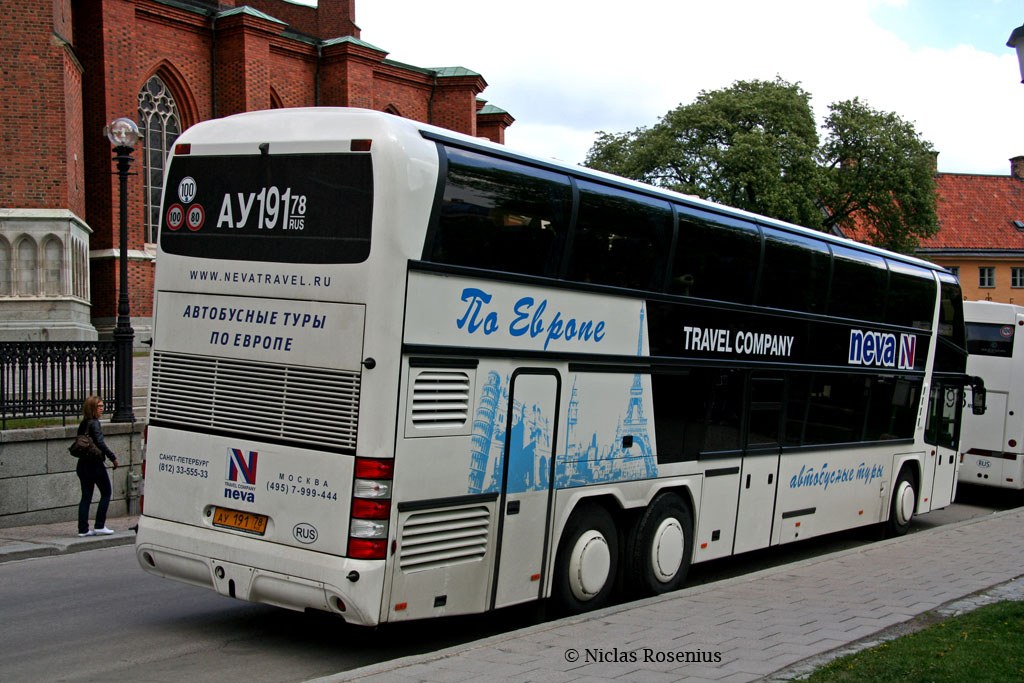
77, 462, 111, 533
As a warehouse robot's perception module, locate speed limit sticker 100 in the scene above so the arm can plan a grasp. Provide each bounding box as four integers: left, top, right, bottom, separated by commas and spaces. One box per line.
166, 204, 184, 230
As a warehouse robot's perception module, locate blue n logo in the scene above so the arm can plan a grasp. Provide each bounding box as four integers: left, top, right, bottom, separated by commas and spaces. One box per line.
226, 448, 258, 484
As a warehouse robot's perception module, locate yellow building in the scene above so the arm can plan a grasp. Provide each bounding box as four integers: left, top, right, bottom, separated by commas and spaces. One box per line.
914, 157, 1024, 303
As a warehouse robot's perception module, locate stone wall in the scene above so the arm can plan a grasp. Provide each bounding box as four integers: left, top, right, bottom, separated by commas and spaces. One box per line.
0, 421, 144, 528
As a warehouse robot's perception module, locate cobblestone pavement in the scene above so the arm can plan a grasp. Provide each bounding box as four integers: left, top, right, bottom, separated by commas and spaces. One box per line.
317, 507, 1024, 683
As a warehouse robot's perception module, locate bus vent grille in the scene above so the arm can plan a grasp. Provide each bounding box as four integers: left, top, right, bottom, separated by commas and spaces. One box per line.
410, 370, 471, 428
399, 505, 490, 572
149, 351, 360, 453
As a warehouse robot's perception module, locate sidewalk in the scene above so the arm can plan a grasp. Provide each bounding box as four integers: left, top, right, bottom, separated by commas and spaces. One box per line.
0, 514, 138, 564
321, 507, 1024, 682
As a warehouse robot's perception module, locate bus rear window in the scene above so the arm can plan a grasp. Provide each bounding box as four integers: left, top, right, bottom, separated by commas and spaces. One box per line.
160, 153, 372, 264
967, 322, 1015, 357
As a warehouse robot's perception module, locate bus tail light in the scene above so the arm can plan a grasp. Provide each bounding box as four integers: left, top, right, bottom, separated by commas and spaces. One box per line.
352, 498, 391, 519
349, 457, 394, 560
355, 458, 394, 479
349, 539, 388, 559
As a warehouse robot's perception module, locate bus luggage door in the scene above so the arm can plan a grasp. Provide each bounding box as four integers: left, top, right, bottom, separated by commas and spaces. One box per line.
491, 370, 559, 610
926, 381, 962, 509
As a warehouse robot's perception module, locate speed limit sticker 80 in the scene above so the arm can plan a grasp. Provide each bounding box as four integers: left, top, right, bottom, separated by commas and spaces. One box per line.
186, 204, 205, 231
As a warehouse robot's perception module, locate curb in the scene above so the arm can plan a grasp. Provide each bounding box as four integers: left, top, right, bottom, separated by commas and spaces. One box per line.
0, 530, 136, 565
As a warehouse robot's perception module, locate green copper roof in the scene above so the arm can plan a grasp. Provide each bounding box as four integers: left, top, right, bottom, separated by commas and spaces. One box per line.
381, 58, 434, 75
321, 35, 387, 51
430, 66, 482, 78
216, 6, 285, 25
381, 61, 483, 79
478, 103, 509, 115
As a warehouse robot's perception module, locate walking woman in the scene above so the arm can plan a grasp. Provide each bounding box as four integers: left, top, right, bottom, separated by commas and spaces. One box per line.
76, 396, 118, 537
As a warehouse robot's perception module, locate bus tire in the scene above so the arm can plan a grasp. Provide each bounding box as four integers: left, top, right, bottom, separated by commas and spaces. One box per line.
887, 468, 917, 537
626, 492, 693, 597
552, 503, 619, 613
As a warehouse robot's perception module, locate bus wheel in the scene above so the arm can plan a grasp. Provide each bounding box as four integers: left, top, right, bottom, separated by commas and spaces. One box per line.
887, 468, 917, 537
627, 493, 693, 596
553, 503, 619, 613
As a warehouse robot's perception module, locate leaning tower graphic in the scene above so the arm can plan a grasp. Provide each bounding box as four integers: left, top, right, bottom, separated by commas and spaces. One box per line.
469, 372, 502, 493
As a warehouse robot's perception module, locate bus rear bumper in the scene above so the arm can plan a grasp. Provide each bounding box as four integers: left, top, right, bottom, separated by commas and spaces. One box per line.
135, 515, 385, 626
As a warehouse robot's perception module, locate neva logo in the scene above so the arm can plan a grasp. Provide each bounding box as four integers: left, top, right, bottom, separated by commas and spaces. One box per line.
848, 330, 917, 370
226, 448, 258, 485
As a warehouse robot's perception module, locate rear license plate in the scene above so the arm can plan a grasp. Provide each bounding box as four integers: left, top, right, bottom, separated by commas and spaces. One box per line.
213, 507, 268, 535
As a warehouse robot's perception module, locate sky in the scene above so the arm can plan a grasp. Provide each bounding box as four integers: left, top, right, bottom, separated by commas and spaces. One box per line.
293, 0, 1024, 175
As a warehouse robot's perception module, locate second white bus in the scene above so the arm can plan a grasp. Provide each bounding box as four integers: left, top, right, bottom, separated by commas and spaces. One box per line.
960, 300, 1024, 489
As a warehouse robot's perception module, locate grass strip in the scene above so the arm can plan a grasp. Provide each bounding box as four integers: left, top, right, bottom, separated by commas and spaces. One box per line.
806, 600, 1024, 681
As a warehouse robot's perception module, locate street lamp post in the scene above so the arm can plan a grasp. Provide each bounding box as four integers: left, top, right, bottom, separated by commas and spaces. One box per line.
1008, 22, 1024, 83
104, 117, 140, 423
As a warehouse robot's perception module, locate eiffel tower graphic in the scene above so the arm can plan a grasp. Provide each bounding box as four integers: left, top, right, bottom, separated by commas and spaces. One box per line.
609, 306, 656, 476
556, 305, 657, 485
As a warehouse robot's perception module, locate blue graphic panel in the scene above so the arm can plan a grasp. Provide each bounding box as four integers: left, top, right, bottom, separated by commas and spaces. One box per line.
468, 372, 553, 494
555, 305, 658, 487
468, 305, 658, 493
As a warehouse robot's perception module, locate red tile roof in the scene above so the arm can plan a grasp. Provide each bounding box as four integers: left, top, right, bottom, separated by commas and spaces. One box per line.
924, 173, 1024, 250
841, 171, 1024, 252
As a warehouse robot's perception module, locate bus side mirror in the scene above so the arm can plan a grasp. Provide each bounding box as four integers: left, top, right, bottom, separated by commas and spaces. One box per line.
971, 378, 986, 416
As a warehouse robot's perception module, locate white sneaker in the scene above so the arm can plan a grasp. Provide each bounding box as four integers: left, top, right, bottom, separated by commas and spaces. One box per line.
93, 527, 114, 535
77, 530, 95, 537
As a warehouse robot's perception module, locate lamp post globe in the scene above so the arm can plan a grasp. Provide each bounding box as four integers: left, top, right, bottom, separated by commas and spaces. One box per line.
104, 117, 140, 149
107, 117, 138, 423
1008, 22, 1024, 83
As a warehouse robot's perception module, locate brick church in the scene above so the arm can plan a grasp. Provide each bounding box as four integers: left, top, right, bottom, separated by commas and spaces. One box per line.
0, 0, 513, 342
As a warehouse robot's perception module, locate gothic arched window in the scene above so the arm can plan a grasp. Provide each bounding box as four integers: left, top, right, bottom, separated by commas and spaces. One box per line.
43, 237, 63, 296
139, 75, 181, 244
16, 238, 37, 295
0, 238, 10, 296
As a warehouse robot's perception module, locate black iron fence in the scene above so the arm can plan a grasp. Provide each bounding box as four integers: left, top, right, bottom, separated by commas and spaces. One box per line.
0, 342, 116, 428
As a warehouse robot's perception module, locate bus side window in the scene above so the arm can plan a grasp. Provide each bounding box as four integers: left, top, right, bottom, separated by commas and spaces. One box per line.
651, 371, 703, 463
670, 208, 759, 304
758, 227, 830, 314
783, 373, 812, 447
885, 259, 936, 331
747, 374, 785, 449
802, 373, 869, 445
935, 275, 968, 375
700, 369, 744, 456
829, 246, 887, 322
567, 181, 672, 291
652, 368, 745, 462
431, 146, 571, 278
864, 376, 921, 441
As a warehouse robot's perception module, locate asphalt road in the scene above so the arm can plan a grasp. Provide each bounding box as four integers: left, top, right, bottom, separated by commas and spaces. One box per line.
0, 484, 1018, 682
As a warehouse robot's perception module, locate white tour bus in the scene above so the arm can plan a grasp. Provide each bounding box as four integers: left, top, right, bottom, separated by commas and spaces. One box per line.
960, 300, 1023, 489
136, 108, 979, 626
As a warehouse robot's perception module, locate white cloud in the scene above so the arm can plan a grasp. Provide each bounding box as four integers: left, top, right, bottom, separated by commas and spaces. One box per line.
346, 0, 1024, 174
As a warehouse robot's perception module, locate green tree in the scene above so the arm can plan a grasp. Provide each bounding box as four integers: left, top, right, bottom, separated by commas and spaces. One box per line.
585, 79, 937, 254
817, 98, 937, 253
